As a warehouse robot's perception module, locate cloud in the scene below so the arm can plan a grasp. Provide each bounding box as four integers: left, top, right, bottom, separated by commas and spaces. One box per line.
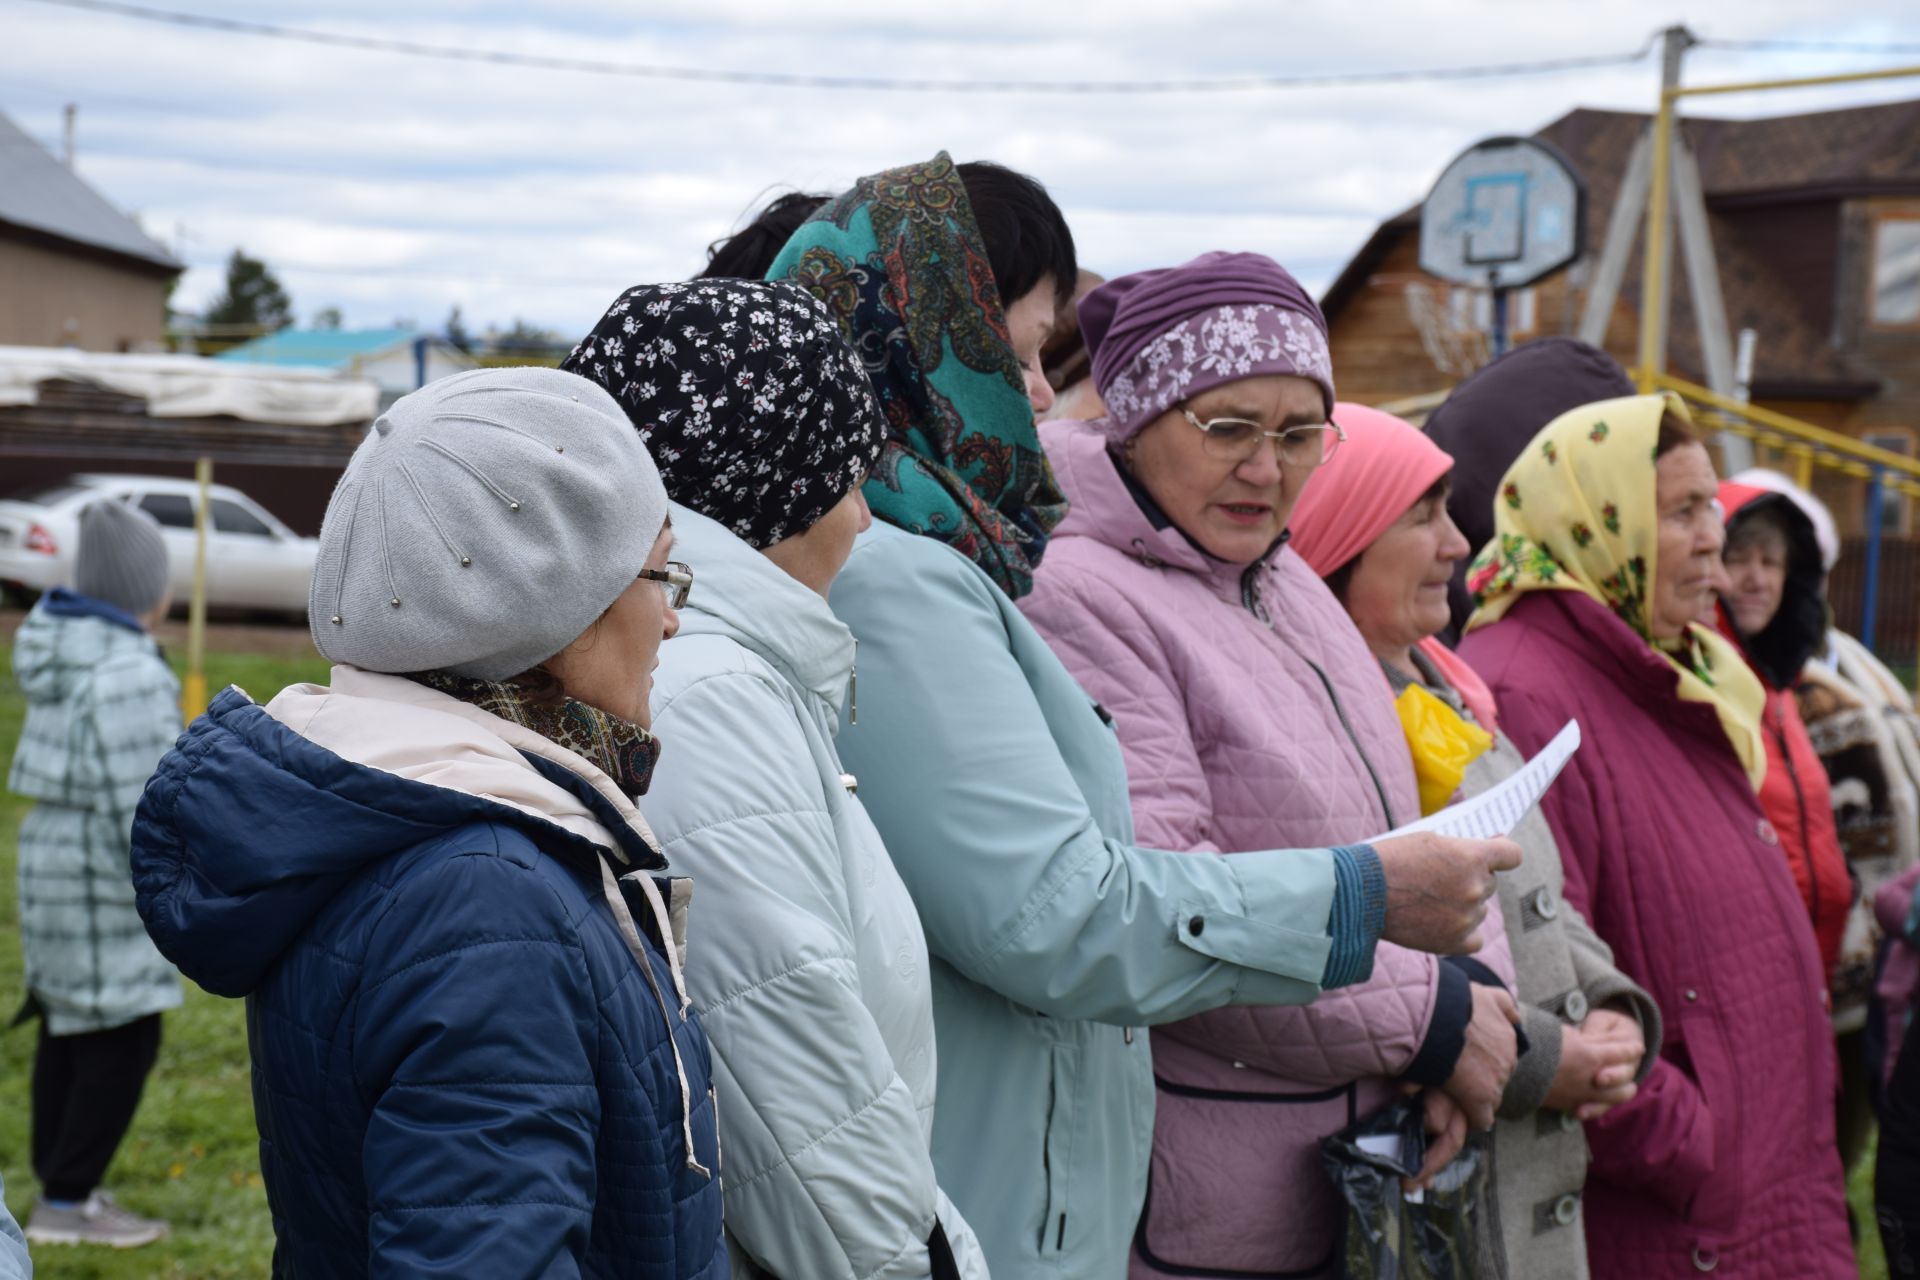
5, 0, 1917, 334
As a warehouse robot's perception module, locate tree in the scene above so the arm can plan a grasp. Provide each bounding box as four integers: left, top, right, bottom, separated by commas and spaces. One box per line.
204, 249, 293, 334
497, 317, 560, 351
311, 306, 343, 330
445, 305, 472, 354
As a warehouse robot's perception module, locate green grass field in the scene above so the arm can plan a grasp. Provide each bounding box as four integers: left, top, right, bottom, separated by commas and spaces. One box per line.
1, 647, 327, 1278
0, 641, 1900, 1275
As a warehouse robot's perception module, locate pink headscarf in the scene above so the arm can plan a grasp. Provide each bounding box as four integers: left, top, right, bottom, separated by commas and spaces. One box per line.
1288, 402, 1500, 732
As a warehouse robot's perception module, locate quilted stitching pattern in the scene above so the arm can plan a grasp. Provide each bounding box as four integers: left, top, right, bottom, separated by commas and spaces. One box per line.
1463, 591, 1855, 1278
1023, 421, 1514, 1274
130, 695, 725, 1278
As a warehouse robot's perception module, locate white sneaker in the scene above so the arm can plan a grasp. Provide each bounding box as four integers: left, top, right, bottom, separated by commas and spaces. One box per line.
25, 1192, 170, 1248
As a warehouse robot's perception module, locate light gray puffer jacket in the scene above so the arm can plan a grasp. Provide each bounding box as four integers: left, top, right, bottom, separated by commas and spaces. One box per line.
642, 506, 987, 1280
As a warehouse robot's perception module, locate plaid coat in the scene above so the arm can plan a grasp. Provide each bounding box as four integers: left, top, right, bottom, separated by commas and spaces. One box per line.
9, 590, 182, 1034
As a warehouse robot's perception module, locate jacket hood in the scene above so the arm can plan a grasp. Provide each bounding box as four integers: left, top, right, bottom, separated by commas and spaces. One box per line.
1717, 481, 1827, 689
1423, 338, 1636, 641
1040, 416, 1275, 603
663, 503, 853, 720
12, 589, 153, 702
133, 670, 666, 998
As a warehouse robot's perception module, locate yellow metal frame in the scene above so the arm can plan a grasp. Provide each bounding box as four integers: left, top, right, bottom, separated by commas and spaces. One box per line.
1645, 371, 1920, 495
1636, 60, 1920, 394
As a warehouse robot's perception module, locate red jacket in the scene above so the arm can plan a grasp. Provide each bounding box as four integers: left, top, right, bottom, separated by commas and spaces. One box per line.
1716, 481, 1852, 979
1462, 590, 1853, 1279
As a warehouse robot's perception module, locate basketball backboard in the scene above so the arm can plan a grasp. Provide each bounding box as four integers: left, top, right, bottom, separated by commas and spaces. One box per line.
1419, 137, 1585, 290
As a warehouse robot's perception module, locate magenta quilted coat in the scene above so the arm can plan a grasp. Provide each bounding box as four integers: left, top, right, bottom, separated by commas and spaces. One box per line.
1022, 419, 1513, 1277
1461, 590, 1854, 1278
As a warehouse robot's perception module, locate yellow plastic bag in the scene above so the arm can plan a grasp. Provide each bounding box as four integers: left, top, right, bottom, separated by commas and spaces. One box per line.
1395, 684, 1494, 816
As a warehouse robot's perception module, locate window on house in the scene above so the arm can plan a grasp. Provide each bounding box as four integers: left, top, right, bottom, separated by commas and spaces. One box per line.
1872, 218, 1920, 326
1862, 428, 1915, 535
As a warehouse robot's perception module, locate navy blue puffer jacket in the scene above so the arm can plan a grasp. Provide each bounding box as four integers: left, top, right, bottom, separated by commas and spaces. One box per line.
131, 673, 726, 1279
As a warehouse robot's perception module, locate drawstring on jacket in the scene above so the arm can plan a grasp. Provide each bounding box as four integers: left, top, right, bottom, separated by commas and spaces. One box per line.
597, 855, 715, 1179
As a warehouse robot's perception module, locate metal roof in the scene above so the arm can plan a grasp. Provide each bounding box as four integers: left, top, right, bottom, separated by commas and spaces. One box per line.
0, 110, 181, 271
214, 328, 428, 369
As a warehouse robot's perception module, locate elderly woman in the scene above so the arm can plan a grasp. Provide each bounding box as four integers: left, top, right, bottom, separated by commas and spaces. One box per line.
130, 369, 724, 1276
1456, 393, 1854, 1278
1018, 253, 1520, 1279
772, 156, 1517, 1280
1288, 402, 1663, 1280
565, 279, 988, 1279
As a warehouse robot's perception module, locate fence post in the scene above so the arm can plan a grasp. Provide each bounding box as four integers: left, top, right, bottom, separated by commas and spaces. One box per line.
1862, 467, 1885, 655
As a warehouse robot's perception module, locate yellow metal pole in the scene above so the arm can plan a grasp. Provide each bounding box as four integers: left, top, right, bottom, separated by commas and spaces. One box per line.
182, 456, 211, 719
1672, 64, 1920, 99
1792, 446, 1815, 492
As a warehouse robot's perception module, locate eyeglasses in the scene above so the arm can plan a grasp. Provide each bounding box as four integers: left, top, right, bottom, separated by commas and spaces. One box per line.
1181, 409, 1345, 469
638, 561, 693, 610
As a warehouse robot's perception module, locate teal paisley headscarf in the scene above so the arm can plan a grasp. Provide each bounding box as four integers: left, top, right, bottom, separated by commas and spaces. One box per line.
768, 152, 1068, 599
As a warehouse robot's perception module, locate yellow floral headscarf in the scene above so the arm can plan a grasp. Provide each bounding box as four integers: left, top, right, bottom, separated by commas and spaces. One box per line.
1464, 393, 1766, 789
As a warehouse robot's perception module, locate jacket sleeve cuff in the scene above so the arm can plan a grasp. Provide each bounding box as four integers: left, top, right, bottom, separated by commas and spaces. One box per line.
1320, 844, 1386, 990
1403, 959, 1472, 1086
1501, 1004, 1566, 1119
1176, 845, 1338, 999
1583, 971, 1666, 1086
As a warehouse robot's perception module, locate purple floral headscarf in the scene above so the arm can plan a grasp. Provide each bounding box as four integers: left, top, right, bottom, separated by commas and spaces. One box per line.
1079, 250, 1335, 440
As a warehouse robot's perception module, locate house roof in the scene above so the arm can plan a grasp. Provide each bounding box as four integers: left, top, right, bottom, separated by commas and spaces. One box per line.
0, 110, 181, 273
215, 328, 432, 369
1323, 98, 1920, 398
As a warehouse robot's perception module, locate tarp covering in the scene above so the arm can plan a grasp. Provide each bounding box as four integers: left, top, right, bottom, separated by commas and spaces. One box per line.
0, 346, 377, 426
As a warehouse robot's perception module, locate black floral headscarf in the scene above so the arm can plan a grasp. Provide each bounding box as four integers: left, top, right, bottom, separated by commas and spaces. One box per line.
563, 280, 888, 549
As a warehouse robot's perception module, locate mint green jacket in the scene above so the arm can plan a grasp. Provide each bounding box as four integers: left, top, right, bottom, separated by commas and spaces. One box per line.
830, 523, 1342, 1280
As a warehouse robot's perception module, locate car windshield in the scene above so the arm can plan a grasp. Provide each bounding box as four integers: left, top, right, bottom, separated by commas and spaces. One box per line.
4, 482, 92, 508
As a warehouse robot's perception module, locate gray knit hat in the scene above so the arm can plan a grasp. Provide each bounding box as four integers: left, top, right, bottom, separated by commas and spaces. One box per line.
75, 499, 170, 618
310, 366, 669, 680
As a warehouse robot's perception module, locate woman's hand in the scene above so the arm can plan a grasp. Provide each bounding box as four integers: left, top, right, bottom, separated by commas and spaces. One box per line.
1403, 1087, 1469, 1195
1441, 983, 1521, 1129
1373, 834, 1522, 955
1542, 1006, 1645, 1120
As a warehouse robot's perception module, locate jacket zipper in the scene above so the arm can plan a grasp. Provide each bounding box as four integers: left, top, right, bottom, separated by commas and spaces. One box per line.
1769, 703, 1817, 933
1302, 655, 1398, 830
1241, 562, 1398, 829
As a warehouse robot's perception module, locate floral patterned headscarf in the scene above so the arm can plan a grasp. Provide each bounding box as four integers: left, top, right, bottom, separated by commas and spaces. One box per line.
1465, 393, 1766, 788
768, 152, 1066, 599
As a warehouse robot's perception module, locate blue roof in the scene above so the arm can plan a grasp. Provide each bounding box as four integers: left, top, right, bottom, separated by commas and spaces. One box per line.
215, 328, 425, 369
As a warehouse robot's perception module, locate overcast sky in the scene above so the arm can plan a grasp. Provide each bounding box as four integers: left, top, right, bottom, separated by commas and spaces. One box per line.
5, 0, 1918, 341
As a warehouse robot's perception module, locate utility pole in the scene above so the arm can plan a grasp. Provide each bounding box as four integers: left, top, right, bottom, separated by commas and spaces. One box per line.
61, 103, 76, 168
1637, 24, 1695, 389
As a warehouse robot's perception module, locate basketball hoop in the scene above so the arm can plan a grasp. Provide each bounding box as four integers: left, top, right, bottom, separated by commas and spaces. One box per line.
1419, 136, 1585, 357
1404, 281, 1489, 380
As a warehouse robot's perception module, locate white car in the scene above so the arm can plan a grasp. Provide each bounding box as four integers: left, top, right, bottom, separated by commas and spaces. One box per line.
0, 473, 317, 615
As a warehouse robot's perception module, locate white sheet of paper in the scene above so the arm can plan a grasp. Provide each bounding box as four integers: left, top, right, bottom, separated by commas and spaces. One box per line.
1370, 720, 1581, 843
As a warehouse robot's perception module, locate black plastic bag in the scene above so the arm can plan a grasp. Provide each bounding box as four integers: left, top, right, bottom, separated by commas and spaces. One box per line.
1319, 1094, 1506, 1280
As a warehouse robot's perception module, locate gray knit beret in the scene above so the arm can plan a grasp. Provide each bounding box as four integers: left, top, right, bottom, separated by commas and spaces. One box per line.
75, 499, 170, 618
310, 366, 668, 680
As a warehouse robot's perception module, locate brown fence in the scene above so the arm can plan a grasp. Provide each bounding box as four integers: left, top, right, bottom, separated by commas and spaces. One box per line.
1828, 535, 1920, 672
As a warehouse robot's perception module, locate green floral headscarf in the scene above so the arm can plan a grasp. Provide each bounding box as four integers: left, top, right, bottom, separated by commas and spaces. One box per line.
1465, 392, 1766, 789
769, 152, 1067, 599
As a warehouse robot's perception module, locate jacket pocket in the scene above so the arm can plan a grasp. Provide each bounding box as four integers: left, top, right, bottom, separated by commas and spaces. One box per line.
1675, 1007, 1742, 1240
1040, 1044, 1077, 1257
1133, 1076, 1356, 1277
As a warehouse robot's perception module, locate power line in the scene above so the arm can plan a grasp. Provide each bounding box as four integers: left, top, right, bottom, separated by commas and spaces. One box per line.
1698, 37, 1920, 56
20, 0, 1660, 94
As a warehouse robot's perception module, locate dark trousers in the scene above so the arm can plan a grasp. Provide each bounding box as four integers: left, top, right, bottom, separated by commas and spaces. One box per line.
31, 1014, 162, 1202
1879, 1011, 1920, 1277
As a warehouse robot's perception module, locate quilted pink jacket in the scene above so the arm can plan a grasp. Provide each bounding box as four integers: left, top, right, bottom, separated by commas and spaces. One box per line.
1022, 420, 1513, 1278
